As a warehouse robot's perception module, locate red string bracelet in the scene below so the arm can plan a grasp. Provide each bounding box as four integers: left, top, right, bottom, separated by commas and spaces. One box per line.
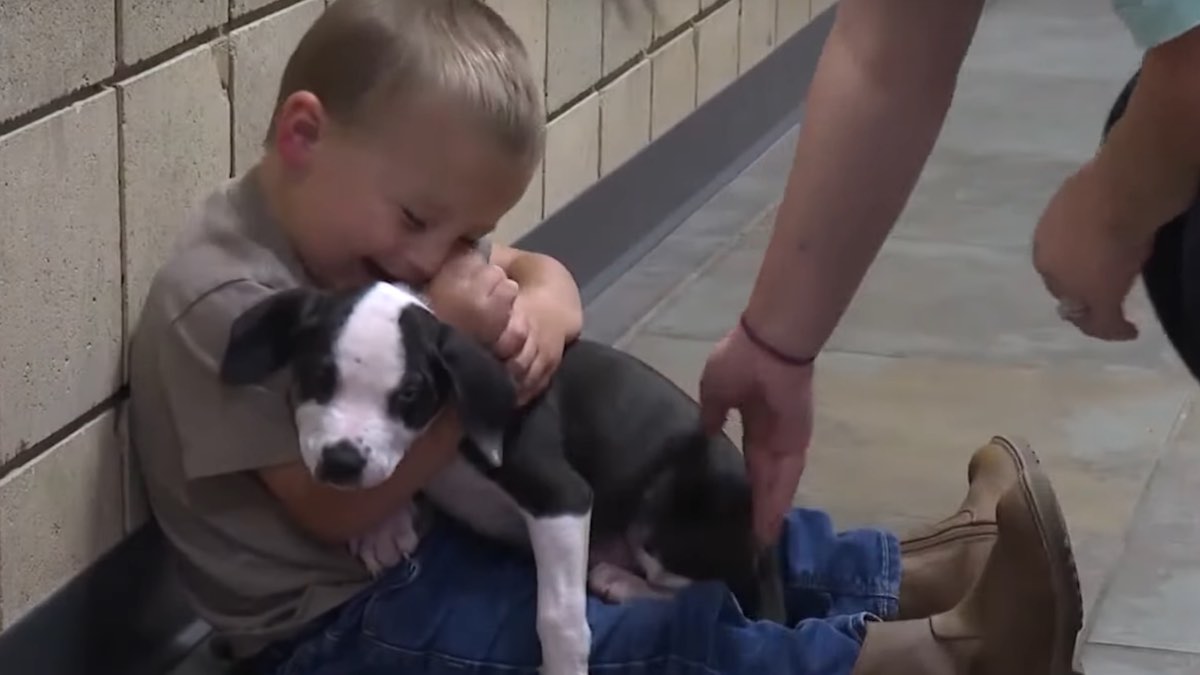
738, 314, 817, 367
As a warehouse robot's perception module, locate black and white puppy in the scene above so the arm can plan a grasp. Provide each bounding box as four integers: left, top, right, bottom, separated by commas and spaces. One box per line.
220, 281, 785, 675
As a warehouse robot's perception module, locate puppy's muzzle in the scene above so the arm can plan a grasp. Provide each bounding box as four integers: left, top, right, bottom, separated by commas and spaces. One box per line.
317, 440, 367, 486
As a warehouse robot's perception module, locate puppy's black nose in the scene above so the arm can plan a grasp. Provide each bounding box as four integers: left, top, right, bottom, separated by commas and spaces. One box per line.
317, 440, 366, 485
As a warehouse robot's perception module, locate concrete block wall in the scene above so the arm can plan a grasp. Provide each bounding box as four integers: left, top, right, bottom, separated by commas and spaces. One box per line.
0, 0, 826, 631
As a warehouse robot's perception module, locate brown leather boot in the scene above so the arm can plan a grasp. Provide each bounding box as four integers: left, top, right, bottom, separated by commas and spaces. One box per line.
897, 436, 1040, 619
852, 455, 1083, 674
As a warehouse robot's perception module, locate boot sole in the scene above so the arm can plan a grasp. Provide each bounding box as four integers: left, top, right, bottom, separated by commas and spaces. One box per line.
992, 435, 1085, 675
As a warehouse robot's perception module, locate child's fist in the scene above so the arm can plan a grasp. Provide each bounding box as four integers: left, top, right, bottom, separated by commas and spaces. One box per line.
426, 250, 517, 346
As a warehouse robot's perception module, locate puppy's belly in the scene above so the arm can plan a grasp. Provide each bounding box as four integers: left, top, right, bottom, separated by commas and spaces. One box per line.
422, 458, 530, 547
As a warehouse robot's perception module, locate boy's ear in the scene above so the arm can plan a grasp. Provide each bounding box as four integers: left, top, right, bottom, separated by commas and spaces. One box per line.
220, 288, 313, 386
434, 322, 517, 468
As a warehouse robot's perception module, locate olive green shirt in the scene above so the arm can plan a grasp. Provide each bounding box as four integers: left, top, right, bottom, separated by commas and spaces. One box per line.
128, 169, 493, 659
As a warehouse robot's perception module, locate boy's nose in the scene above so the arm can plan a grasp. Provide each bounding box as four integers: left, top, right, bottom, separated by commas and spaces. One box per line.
317, 440, 366, 485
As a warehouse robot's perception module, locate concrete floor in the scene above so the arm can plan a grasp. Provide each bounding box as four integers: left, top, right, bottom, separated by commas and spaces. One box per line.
587, 1, 1200, 672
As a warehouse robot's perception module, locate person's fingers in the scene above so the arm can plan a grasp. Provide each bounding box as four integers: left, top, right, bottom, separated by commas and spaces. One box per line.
754, 452, 806, 545
493, 314, 528, 360
495, 278, 520, 307
1079, 304, 1138, 341
518, 368, 553, 406
745, 443, 780, 541
522, 348, 556, 402
509, 332, 538, 379
698, 350, 734, 435
475, 263, 507, 295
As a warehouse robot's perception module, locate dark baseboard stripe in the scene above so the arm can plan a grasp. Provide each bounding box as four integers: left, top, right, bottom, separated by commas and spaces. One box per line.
0, 9, 834, 675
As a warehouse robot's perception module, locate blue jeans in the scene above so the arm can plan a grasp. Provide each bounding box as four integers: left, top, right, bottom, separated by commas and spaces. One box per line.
256, 508, 900, 675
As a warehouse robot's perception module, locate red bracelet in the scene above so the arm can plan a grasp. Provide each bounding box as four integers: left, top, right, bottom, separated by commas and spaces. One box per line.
738, 314, 817, 367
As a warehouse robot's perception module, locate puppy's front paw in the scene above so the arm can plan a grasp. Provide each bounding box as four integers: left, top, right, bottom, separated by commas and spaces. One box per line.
588, 562, 672, 603
351, 503, 421, 577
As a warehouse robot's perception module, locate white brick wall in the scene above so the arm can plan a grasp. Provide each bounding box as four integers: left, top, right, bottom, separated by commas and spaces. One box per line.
0, 0, 823, 630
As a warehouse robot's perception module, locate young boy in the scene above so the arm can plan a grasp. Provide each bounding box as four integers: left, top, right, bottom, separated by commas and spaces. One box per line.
128, 1, 1084, 674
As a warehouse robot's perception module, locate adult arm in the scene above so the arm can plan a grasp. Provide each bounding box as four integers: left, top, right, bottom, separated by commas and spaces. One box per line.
699, 0, 985, 543
1098, 22, 1200, 236
742, 0, 986, 356
1032, 21, 1200, 340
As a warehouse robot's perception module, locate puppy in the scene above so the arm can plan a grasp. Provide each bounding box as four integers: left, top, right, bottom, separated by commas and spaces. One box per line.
219, 281, 786, 675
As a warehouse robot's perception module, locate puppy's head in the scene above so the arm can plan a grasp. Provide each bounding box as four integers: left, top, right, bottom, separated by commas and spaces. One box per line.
219, 282, 515, 489
633, 430, 781, 619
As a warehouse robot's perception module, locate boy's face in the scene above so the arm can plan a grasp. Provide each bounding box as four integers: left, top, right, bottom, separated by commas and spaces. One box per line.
271, 92, 533, 289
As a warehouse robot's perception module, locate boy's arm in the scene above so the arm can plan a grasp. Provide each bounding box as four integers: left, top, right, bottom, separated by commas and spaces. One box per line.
490, 243, 583, 343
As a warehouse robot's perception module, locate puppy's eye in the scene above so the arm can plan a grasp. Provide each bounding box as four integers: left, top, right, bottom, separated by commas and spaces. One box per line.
397, 381, 421, 402
315, 361, 337, 391
296, 357, 338, 403
389, 374, 426, 413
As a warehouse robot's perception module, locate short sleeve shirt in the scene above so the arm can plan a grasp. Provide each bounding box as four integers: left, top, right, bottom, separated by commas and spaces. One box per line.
127, 169, 491, 659
1113, 0, 1200, 48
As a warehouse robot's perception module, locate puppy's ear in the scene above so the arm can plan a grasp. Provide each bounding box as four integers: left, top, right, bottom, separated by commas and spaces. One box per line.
220, 287, 313, 386
436, 322, 516, 467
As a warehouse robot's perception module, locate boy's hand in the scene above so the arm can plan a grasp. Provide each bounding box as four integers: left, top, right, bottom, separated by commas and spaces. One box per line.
426, 249, 518, 346
493, 294, 566, 405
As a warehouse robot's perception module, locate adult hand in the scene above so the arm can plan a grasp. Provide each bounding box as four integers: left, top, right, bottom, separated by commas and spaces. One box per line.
1033, 158, 1154, 341
699, 324, 814, 545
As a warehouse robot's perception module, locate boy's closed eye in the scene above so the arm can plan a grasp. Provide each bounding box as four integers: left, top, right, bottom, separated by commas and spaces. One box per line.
400, 207, 428, 233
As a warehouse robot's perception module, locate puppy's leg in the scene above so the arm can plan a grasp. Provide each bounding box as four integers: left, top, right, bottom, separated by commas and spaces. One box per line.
350, 501, 421, 577
589, 562, 673, 603
524, 509, 592, 675
491, 395, 592, 675
633, 546, 693, 593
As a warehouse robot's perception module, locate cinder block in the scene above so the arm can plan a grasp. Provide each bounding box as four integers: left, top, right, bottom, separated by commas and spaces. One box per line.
543, 94, 600, 217
485, 0, 548, 97
546, 0, 602, 112
230, 0, 325, 174
653, 0, 700, 38
739, 0, 777, 73
650, 28, 696, 140
0, 91, 122, 466
776, 0, 812, 39
119, 43, 233, 338
602, 0, 652, 74
232, 0, 276, 16
119, 0, 228, 65
494, 160, 545, 245
600, 59, 651, 176
0, 2, 116, 122
0, 410, 124, 628
697, 0, 739, 105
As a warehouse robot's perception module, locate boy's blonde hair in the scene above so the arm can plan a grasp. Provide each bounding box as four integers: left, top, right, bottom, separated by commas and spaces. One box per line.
267, 0, 545, 164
